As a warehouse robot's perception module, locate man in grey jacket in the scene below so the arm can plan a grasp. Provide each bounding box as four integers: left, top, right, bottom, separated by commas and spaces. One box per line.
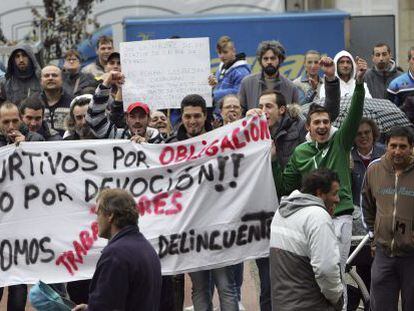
364, 43, 402, 99
238, 40, 299, 112
270, 168, 343, 311
0, 45, 42, 105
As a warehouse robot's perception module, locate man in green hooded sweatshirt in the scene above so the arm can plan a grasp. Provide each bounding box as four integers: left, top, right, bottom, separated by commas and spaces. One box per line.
272, 56, 367, 310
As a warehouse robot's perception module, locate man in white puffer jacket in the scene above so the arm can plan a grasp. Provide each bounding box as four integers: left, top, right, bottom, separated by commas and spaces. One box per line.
270, 168, 344, 311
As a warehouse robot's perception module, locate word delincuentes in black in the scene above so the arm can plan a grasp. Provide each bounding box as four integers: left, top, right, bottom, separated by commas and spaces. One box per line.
0, 237, 54, 272
158, 211, 274, 258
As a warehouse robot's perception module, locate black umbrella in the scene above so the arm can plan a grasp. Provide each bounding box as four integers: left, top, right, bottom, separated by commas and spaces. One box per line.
303, 97, 412, 133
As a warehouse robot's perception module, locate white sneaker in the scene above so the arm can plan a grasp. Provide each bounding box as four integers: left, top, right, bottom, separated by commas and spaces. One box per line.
238, 302, 246, 311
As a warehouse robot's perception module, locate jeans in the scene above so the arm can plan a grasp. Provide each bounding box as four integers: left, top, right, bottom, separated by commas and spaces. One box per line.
189, 266, 239, 311
256, 257, 271, 311
233, 263, 244, 301
332, 214, 353, 311
370, 246, 414, 311
0, 285, 27, 310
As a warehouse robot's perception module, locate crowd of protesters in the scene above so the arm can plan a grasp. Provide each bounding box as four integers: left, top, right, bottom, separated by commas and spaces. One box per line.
0, 33, 413, 311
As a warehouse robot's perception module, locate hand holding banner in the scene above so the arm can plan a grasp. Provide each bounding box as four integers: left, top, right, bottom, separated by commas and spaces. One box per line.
0, 116, 278, 286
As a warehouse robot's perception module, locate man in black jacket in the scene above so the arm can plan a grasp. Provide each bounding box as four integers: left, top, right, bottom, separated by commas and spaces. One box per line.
72, 188, 162, 311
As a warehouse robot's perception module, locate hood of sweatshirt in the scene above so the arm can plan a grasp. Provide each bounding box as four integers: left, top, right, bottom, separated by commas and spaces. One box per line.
278, 190, 328, 217
217, 52, 250, 73
6, 45, 41, 80
333, 50, 356, 84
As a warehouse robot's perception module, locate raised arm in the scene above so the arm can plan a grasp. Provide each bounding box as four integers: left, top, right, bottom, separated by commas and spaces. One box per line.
336, 57, 367, 150
86, 71, 124, 138
320, 56, 340, 122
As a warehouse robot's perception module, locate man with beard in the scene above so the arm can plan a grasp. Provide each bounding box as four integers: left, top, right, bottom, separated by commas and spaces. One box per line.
364, 43, 402, 99
0, 45, 42, 104
293, 50, 324, 105
64, 94, 95, 140
86, 70, 163, 142
19, 97, 62, 140
61, 94, 95, 304
249, 56, 338, 169
28, 65, 73, 137
82, 36, 114, 77
239, 40, 299, 111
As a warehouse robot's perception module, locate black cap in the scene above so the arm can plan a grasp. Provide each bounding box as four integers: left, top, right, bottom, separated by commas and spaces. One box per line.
107, 52, 120, 62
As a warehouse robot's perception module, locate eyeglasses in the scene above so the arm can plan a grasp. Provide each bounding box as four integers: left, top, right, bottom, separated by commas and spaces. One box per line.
65, 58, 79, 62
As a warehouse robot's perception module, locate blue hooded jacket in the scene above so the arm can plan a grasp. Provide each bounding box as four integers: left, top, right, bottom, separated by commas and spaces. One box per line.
213, 53, 251, 105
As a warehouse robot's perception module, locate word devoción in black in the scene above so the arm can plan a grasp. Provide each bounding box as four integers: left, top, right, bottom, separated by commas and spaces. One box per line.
84, 153, 245, 202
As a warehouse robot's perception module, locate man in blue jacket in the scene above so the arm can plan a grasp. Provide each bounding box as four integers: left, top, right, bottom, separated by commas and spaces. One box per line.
72, 188, 162, 311
387, 46, 414, 106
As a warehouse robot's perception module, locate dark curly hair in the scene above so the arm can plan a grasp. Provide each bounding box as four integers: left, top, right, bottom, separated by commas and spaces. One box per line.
256, 40, 286, 64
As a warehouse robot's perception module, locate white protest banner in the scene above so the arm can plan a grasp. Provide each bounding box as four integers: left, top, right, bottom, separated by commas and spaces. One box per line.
120, 37, 212, 110
0, 116, 277, 287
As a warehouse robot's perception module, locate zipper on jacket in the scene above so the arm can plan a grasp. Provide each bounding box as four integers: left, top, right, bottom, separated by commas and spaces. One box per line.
391, 173, 398, 255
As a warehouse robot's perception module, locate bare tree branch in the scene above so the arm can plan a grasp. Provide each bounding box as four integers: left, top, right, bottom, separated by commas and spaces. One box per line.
31, 0, 104, 63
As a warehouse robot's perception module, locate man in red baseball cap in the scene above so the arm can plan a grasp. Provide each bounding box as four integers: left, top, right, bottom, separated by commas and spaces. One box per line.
125, 101, 153, 143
